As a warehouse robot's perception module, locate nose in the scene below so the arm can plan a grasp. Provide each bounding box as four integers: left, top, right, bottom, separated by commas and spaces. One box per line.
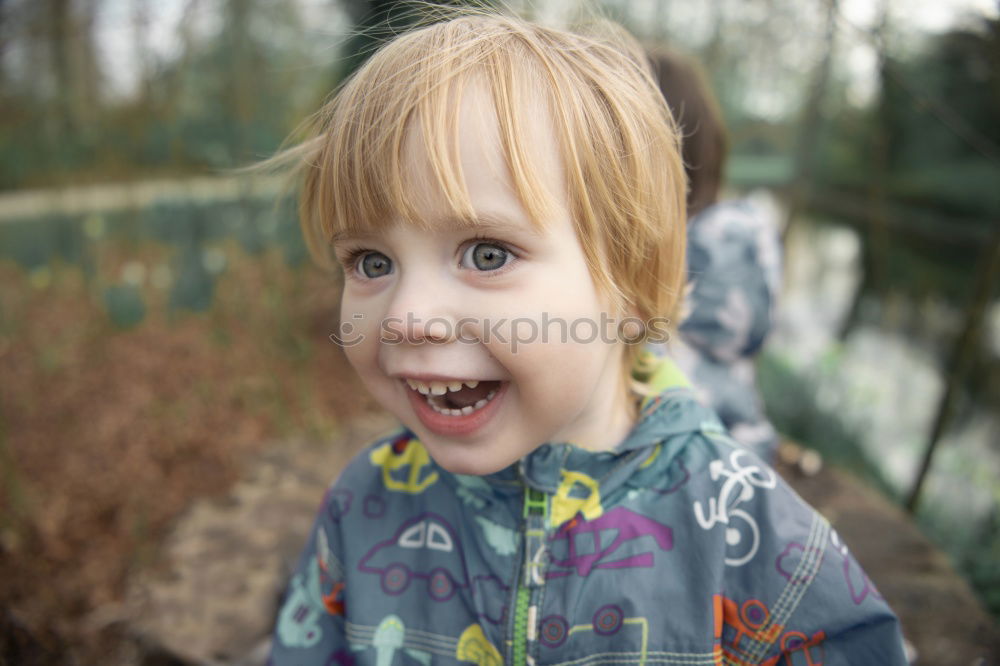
380, 272, 457, 345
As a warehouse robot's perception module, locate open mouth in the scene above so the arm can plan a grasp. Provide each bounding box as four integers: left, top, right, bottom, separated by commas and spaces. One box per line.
404, 378, 502, 416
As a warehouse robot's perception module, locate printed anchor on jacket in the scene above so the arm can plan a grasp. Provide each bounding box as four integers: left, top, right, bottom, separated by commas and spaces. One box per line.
546, 506, 673, 578
358, 512, 508, 623
369, 435, 439, 494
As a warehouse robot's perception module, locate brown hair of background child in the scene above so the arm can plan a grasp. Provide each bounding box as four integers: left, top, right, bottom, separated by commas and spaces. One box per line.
648, 49, 729, 218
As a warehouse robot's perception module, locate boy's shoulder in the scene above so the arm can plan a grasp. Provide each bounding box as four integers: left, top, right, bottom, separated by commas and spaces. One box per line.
644, 427, 904, 660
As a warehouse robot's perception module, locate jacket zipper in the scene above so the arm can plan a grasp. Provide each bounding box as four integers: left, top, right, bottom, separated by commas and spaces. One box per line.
512, 586, 532, 664
512, 485, 548, 664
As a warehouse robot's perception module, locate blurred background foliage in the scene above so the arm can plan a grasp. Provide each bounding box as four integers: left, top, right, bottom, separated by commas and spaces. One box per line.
0, 0, 998, 660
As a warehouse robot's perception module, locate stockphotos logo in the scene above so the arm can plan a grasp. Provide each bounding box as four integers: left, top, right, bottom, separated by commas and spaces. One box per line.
328, 313, 671, 351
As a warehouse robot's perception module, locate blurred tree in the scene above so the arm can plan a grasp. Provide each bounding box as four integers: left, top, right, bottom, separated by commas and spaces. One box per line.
337, 0, 475, 81
131, 0, 154, 108
223, 0, 254, 160
907, 227, 1000, 513
0, 0, 104, 186
782, 0, 838, 241
815, 14, 1000, 303
880, 17, 1000, 217
148, 0, 316, 166
43, 0, 103, 133
808, 13, 1000, 525
838, 0, 891, 340
0, 0, 335, 187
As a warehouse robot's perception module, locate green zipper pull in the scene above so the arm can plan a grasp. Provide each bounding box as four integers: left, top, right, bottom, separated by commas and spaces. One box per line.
523, 487, 546, 518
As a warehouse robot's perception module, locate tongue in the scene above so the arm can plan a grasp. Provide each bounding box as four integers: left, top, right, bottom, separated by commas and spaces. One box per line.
444, 381, 499, 409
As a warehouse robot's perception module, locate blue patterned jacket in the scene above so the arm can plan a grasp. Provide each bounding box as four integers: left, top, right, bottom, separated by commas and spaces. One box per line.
270, 361, 906, 665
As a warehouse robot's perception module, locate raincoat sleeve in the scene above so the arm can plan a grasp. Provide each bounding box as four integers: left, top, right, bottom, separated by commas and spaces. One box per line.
679, 198, 782, 363
719, 462, 909, 666
269, 482, 350, 665
772, 510, 908, 666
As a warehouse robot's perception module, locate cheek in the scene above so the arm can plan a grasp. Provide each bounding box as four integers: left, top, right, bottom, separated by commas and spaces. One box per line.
340, 310, 383, 377
340, 289, 387, 343
342, 341, 376, 392
498, 338, 613, 402
340, 289, 374, 319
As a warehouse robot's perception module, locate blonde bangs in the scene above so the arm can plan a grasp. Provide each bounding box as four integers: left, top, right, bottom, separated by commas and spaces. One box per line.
532, 22, 687, 324
299, 15, 566, 270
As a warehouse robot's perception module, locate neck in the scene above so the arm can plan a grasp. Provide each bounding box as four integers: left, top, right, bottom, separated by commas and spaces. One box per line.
570, 372, 637, 453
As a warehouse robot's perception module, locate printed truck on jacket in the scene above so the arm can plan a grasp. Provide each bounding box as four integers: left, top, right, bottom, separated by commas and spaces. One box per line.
546, 506, 673, 579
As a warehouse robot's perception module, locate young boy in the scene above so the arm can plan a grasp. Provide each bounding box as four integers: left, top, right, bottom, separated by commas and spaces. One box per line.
270, 10, 907, 665
649, 48, 783, 463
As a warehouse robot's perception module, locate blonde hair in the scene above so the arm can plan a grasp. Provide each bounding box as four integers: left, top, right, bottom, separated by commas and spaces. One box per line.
282, 7, 687, 377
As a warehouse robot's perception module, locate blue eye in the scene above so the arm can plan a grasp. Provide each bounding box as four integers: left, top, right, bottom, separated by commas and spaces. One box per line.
463, 242, 510, 271
359, 252, 392, 278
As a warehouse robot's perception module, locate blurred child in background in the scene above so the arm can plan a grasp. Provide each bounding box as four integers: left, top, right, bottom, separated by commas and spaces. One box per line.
649, 48, 784, 463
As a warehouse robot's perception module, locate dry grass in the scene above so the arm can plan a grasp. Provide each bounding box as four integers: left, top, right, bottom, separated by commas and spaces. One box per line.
0, 243, 375, 663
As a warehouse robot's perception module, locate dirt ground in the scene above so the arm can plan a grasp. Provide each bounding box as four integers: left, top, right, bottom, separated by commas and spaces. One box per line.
776, 451, 999, 665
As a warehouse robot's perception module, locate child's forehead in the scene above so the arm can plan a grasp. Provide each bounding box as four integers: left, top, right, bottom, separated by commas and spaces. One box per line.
314, 17, 623, 250
410, 76, 560, 163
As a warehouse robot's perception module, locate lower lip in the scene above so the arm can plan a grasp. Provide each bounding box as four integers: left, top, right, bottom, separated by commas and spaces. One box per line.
405, 383, 507, 437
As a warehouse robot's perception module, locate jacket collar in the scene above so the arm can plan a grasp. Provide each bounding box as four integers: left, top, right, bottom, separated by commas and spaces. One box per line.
449, 357, 721, 503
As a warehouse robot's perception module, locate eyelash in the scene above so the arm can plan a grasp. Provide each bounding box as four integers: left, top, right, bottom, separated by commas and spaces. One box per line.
337, 247, 381, 281
461, 235, 518, 273
340, 247, 370, 269
338, 236, 519, 279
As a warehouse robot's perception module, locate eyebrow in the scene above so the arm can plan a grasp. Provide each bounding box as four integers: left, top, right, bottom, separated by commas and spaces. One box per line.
331, 229, 377, 243
461, 213, 545, 236
331, 212, 544, 243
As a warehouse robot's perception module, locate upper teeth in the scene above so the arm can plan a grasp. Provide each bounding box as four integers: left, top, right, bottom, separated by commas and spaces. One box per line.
405, 378, 481, 395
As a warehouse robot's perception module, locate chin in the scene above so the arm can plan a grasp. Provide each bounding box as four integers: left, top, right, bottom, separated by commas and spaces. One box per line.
419, 438, 516, 477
